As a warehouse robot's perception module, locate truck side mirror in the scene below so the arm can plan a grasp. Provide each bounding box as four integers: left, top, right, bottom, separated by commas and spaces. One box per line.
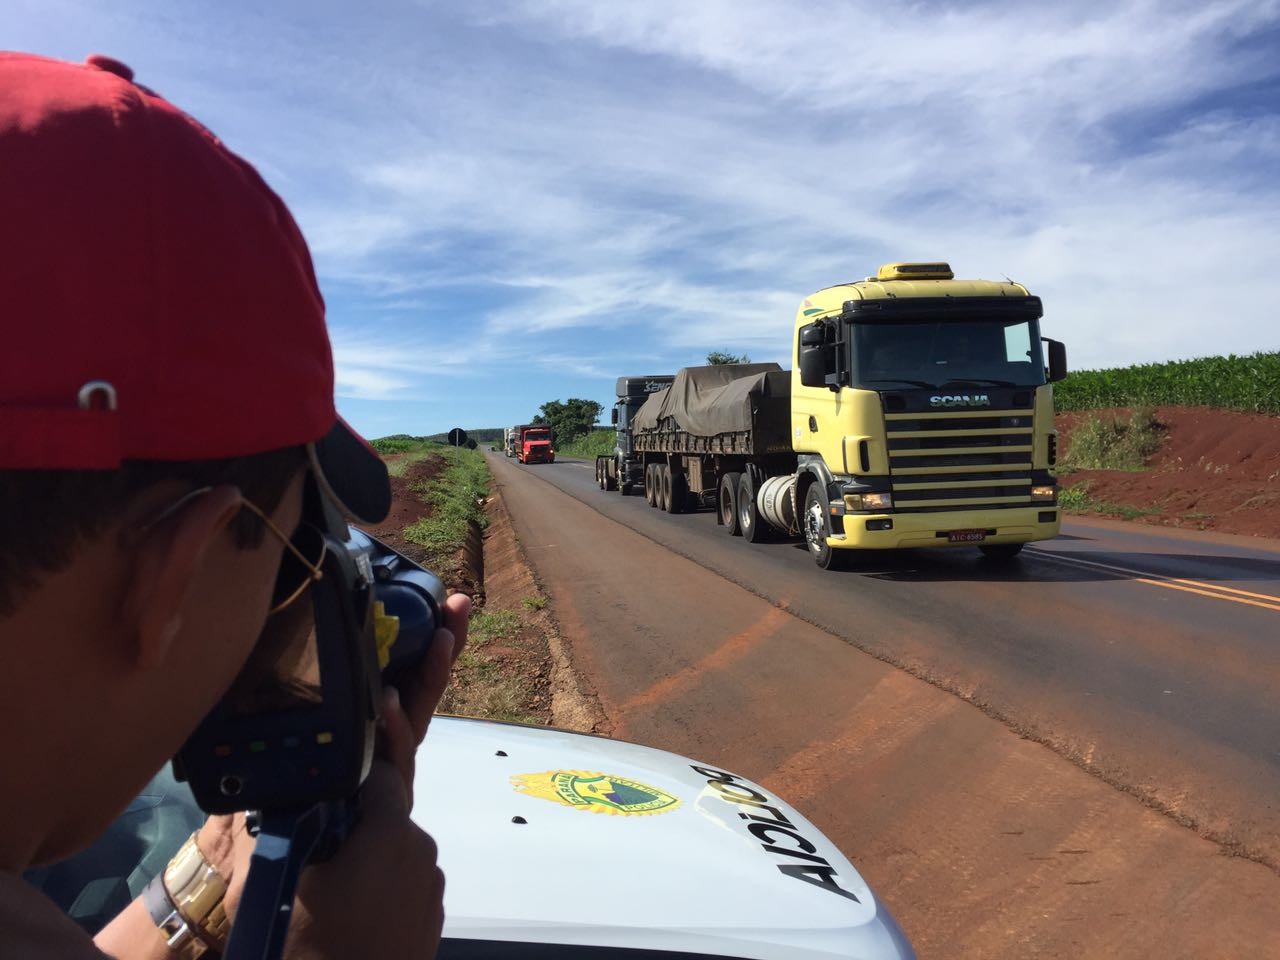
1043, 338, 1068, 383
611, 407, 619, 425
799, 323, 828, 388
799, 324, 825, 347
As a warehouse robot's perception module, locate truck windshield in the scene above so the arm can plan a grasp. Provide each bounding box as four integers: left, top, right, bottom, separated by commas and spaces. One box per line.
527, 430, 550, 440
850, 317, 1046, 390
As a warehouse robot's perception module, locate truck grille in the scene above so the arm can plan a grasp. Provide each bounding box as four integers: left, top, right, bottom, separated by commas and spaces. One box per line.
885, 408, 1036, 513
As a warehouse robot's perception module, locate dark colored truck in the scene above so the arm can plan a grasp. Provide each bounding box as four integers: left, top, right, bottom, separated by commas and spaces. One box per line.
629, 364, 794, 541
595, 375, 675, 494
517, 424, 555, 464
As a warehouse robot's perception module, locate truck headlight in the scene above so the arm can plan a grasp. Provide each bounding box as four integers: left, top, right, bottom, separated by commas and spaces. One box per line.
844, 492, 893, 512
1031, 484, 1056, 502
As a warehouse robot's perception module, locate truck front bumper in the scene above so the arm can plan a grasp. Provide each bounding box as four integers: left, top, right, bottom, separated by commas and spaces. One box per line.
827, 506, 1061, 550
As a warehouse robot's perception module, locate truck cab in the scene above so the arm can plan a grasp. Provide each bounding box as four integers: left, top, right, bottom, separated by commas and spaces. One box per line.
519, 425, 555, 464
792, 262, 1067, 565
599, 375, 674, 493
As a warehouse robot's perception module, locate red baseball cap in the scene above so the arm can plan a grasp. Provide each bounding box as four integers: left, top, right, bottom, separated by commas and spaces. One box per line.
0, 52, 390, 523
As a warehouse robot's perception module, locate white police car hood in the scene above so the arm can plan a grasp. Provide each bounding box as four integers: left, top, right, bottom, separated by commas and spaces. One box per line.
414, 717, 914, 960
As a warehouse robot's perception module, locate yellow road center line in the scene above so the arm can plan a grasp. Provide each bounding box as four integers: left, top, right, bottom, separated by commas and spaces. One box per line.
1028, 549, 1280, 613
1165, 577, 1280, 604
1131, 578, 1280, 613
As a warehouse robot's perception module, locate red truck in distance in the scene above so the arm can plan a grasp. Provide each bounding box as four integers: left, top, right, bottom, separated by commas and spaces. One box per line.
517, 424, 555, 464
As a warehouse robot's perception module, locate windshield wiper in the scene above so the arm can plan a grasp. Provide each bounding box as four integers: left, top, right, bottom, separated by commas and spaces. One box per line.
863, 378, 937, 389
939, 377, 1019, 387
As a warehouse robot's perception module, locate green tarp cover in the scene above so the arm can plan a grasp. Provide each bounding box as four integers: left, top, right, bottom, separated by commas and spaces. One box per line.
633, 363, 790, 440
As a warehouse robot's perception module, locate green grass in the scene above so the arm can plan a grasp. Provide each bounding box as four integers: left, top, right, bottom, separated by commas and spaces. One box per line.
1058, 482, 1162, 520
448, 607, 537, 724
371, 434, 427, 454
468, 609, 521, 645
557, 429, 617, 459
1059, 407, 1166, 472
521, 594, 548, 611
401, 445, 490, 565
1054, 351, 1280, 414
376, 437, 441, 477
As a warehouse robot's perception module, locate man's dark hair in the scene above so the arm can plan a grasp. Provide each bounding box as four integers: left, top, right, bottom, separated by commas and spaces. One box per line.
0, 447, 307, 616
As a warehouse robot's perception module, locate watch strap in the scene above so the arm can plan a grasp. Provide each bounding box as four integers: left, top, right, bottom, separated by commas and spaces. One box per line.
143, 831, 230, 958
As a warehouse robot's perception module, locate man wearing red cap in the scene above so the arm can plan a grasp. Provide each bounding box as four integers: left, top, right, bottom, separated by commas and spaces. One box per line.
0, 51, 469, 957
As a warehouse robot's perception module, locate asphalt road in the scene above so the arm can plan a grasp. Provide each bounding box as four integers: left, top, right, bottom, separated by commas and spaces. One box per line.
485, 450, 1280, 957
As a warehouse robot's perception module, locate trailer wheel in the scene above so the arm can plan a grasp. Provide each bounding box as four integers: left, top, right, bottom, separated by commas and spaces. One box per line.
645, 465, 658, 506
659, 464, 673, 512
595, 459, 604, 489
980, 543, 1023, 562
604, 463, 617, 491
804, 483, 846, 570
720, 472, 742, 536
738, 471, 769, 543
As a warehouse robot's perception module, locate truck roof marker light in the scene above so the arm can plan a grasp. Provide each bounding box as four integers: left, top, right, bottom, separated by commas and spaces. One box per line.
878, 262, 954, 281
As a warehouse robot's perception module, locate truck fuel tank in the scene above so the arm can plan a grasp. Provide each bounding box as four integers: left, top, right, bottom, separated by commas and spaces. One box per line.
759, 474, 797, 534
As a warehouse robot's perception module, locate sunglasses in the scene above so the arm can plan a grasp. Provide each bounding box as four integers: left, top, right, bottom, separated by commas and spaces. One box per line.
141, 487, 327, 616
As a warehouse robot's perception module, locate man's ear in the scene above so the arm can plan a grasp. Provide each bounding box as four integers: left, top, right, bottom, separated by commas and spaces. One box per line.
120, 485, 245, 670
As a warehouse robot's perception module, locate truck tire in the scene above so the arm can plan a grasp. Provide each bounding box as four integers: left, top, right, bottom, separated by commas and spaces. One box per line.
604, 462, 617, 491
645, 465, 658, 507
803, 483, 846, 570
720, 472, 742, 536
667, 470, 687, 514
595, 459, 604, 489
980, 543, 1024, 562
659, 464, 673, 512
738, 471, 768, 543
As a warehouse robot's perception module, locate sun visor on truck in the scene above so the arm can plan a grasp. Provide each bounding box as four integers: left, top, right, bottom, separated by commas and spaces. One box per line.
616, 375, 675, 399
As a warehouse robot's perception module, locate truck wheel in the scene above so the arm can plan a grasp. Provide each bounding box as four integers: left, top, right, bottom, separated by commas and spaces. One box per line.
595, 460, 604, 488
980, 543, 1024, 562
659, 465, 673, 512
738, 472, 769, 543
645, 465, 658, 506
720, 472, 742, 536
605, 464, 617, 491
668, 470, 688, 514
803, 483, 846, 570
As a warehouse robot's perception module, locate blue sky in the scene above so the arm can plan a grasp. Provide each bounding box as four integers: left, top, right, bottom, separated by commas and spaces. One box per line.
10, 1, 1280, 438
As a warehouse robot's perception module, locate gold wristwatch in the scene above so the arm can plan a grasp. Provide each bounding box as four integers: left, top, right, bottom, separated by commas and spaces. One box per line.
143, 832, 230, 959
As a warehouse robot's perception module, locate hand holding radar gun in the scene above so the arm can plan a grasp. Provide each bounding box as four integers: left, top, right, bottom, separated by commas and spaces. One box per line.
171, 482, 447, 960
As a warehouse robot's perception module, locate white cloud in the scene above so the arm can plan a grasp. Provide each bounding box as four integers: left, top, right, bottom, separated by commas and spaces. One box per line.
11, 0, 1276, 435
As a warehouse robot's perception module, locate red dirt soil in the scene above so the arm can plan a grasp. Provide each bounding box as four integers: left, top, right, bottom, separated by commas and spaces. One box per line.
369, 454, 553, 724
1057, 406, 1280, 539
366, 457, 444, 557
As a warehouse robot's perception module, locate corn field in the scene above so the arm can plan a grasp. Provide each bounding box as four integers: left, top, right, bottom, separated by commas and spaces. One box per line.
1054, 351, 1280, 415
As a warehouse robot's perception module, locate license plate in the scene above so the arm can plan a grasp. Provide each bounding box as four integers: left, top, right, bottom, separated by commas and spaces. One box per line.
947, 529, 987, 543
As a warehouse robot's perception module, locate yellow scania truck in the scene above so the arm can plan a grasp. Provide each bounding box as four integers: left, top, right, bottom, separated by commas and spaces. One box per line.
628, 262, 1068, 568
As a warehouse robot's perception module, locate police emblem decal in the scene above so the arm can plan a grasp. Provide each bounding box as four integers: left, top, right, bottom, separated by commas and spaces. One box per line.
511, 771, 681, 816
